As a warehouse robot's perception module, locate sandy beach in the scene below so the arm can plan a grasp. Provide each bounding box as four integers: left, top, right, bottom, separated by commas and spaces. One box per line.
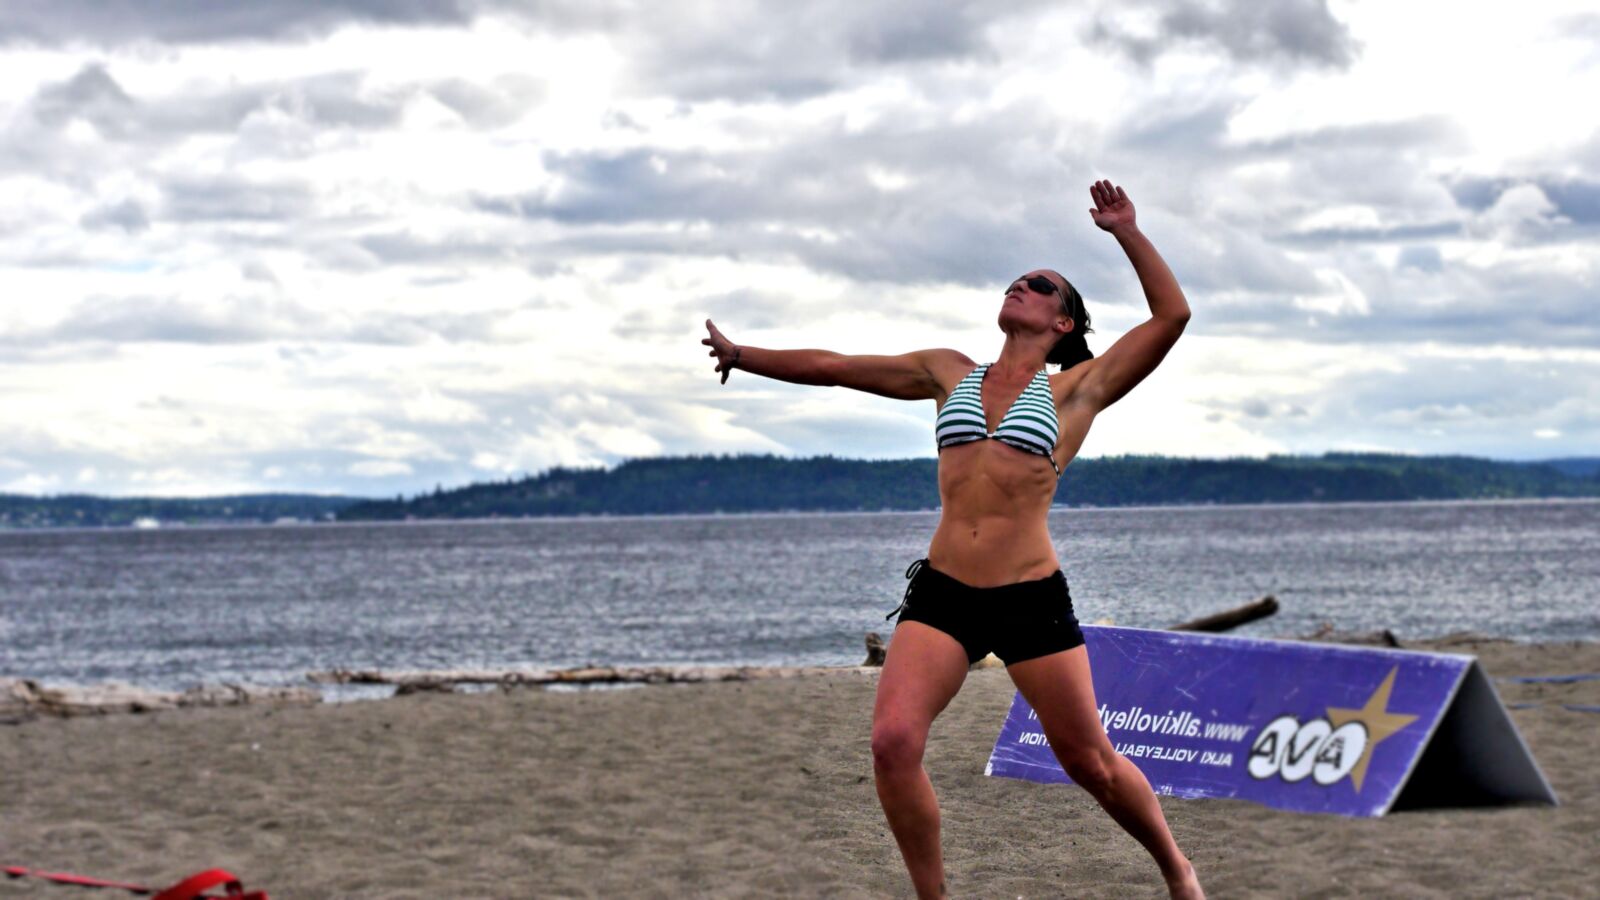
2, 637, 1597, 898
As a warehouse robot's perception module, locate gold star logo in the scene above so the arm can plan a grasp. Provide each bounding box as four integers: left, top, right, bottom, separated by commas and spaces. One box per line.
1325, 666, 1419, 792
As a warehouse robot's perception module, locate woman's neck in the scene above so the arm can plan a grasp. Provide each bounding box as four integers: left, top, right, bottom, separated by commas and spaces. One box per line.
992, 338, 1050, 379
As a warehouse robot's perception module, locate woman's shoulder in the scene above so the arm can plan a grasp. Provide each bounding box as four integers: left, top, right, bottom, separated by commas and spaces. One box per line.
922, 348, 981, 385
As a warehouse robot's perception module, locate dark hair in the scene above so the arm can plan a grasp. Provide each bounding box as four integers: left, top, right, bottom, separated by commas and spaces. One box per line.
1043, 274, 1094, 371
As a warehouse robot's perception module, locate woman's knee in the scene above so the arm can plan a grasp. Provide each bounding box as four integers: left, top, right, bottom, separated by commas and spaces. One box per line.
1059, 745, 1119, 795
871, 720, 928, 774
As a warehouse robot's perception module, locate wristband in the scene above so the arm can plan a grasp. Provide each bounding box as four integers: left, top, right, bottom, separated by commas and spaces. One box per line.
731, 346, 742, 369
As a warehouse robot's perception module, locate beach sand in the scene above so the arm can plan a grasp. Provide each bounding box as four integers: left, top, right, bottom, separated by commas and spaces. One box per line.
3, 637, 1597, 898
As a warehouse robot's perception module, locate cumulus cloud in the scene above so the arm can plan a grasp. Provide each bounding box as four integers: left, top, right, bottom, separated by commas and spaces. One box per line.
24, 64, 420, 147
593, 0, 1058, 101
1087, 0, 1359, 69
0, 295, 532, 348
79, 198, 151, 233
0, 1, 1595, 496
0, 0, 479, 46
476, 109, 1105, 288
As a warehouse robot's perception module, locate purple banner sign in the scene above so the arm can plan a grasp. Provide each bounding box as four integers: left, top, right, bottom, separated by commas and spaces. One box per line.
987, 626, 1556, 817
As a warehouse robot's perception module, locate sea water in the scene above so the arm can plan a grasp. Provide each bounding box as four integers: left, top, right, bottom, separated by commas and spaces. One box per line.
0, 499, 1594, 695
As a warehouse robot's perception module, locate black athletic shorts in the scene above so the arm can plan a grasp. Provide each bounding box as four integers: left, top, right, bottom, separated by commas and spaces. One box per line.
886, 558, 1086, 666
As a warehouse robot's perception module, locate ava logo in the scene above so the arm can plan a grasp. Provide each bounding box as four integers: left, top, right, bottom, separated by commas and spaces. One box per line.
1246, 666, 1418, 792
1248, 716, 1368, 785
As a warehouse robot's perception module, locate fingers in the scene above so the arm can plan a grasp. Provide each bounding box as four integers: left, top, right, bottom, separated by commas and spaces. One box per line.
704, 318, 733, 384
1089, 179, 1126, 208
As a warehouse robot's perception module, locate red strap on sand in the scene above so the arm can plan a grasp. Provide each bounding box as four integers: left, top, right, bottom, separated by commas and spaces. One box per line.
4, 866, 150, 891
3, 865, 267, 899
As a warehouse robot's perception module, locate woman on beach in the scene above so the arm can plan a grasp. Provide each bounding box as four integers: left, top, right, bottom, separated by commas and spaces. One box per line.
701, 180, 1202, 899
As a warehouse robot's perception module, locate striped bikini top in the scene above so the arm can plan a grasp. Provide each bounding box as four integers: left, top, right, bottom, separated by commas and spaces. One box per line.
935, 363, 1061, 475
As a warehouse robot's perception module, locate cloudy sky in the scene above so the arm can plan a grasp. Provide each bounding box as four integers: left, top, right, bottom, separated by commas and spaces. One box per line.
1, 1, 1596, 497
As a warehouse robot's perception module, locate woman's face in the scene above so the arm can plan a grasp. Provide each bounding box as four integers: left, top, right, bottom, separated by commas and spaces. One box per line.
998, 269, 1073, 336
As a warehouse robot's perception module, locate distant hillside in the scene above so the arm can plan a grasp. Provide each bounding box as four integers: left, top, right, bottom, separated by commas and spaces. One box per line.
0, 493, 360, 529
335, 452, 1600, 521
1525, 457, 1600, 478
4, 454, 1591, 529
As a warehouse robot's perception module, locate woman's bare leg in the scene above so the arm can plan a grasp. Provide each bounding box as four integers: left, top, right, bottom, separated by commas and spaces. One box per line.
871, 621, 971, 900
1007, 646, 1204, 899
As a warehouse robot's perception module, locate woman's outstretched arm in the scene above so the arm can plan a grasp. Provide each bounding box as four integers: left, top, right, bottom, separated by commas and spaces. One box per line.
701, 319, 972, 401
1076, 180, 1191, 411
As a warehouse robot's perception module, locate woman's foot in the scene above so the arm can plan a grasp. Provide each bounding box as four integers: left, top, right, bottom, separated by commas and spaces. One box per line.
1165, 860, 1204, 899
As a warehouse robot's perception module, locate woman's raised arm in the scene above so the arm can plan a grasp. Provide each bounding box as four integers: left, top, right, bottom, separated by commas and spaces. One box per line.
1075, 180, 1191, 411
702, 319, 971, 401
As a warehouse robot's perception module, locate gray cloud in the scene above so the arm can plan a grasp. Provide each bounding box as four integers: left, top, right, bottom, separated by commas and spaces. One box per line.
426, 76, 544, 128
28, 65, 413, 144
615, 285, 980, 344
1, 0, 1047, 104
32, 63, 136, 136
1116, 103, 1467, 226
475, 109, 1113, 290
1074, 101, 1593, 346
1274, 221, 1463, 245
1089, 0, 1358, 69
1196, 351, 1600, 458
80, 198, 151, 233
357, 230, 532, 267
4, 295, 529, 348
471, 101, 1363, 314
1311, 356, 1598, 453
240, 261, 280, 285
1396, 245, 1442, 273
1451, 175, 1600, 225
22, 295, 327, 344
160, 174, 318, 223
602, 0, 1055, 101
0, 0, 478, 47
1194, 246, 1600, 348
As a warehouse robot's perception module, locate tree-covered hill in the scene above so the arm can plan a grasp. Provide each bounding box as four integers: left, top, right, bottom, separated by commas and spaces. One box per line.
4, 454, 1593, 528
335, 452, 1600, 521
0, 493, 358, 529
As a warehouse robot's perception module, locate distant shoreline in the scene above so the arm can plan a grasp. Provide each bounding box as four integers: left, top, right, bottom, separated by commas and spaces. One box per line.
5, 452, 1597, 529
3, 494, 1596, 534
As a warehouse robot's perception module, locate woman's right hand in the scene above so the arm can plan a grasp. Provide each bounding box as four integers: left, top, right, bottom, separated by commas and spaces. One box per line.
701, 319, 739, 384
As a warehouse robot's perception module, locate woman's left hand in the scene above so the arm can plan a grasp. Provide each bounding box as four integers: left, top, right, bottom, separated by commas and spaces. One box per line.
1088, 179, 1136, 233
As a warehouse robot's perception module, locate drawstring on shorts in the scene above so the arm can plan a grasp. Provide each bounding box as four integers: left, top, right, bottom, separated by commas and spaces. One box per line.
887, 557, 929, 621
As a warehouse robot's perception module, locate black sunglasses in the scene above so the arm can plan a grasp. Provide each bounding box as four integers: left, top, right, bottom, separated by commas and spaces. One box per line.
1010, 274, 1080, 322
1009, 275, 1060, 297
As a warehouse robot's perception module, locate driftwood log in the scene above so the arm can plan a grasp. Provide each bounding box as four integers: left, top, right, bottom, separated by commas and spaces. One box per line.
1, 677, 320, 724
307, 664, 880, 689
1170, 595, 1278, 632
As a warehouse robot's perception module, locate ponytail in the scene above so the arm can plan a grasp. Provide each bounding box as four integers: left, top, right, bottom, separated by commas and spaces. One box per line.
1046, 330, 1094, 371
1044, 276, 1094, 371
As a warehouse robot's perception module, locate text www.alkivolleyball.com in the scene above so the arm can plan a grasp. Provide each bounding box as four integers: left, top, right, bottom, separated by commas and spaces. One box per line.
1024, 705, 1254, 744
1019, 705, 1254, 768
